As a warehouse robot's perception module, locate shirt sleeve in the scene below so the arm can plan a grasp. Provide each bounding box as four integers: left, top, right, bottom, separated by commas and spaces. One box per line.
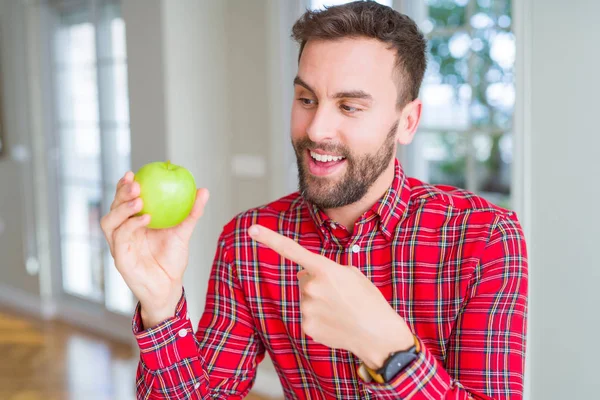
132, 230, 266, 400
365, 212, 529, 400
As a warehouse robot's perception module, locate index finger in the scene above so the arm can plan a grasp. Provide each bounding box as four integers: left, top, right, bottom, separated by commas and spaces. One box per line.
116, 171, 134, 192
111, 173, 140, 211
248, 224, 321, 272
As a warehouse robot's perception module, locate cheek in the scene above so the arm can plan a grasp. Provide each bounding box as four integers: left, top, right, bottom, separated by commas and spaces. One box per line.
345, 117, 395, 156
344, 120, 381, 152
291, 104, 312, 139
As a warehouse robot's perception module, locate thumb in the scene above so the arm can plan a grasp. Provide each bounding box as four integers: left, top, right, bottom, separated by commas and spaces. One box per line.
176, 188, 209, 239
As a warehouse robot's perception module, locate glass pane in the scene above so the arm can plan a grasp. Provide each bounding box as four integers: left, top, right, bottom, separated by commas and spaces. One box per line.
116, 126, 131, 159
474, 131, 511, 196
479, 192, 511, 209
98, 62, 130, 125
56, 66, 99, 124
416, 0, 514, 203
53, 0, 133, 314
104, 247, 134, 315
113, 62, 130, 123
59, 126, 102, 184
60, 183, 104, 301
311, 0, 392, 10
487, 30, 515, 129
426, 0, 467, 30
487, 81, 514, 130
62, 236, 105, 302
111, 18, 127, 60
422, 34, 471, 130
429, 35, 470, 82
409, 131, 467, 188
60, 183, 103, 240
421, 83, 470, 130
100, 126, 131, 192
469, 28, 515, 129
55, 18, 95, 67
99, 3, 134, 314
473, 0, 512, 27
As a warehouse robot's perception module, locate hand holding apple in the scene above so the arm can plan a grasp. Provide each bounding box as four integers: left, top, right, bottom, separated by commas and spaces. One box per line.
134, 160, 197, 229
100, 162, 209, 329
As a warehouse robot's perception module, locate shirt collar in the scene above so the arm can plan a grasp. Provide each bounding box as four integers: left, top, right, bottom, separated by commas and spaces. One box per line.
305, 159, 411, 242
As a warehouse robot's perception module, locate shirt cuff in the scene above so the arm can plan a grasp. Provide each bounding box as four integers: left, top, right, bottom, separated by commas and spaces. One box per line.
364, 336, 453, 399
132, 289, 198, 371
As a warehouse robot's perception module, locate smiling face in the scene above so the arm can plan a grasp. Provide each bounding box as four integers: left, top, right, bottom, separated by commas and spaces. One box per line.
291, 37, 420, 209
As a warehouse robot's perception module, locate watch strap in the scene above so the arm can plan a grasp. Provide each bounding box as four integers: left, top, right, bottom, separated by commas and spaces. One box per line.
358, 335, 420, 384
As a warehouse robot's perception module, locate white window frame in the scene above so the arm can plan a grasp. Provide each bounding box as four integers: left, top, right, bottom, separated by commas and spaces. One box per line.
412, 0, 514, 207
35, 0, 136, 344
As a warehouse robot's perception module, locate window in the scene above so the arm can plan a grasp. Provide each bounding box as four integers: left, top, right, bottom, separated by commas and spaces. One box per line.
409, 0, 515, 208
305, 0, 516, 209
51, 0, 133, 314
311, 0, 392, 10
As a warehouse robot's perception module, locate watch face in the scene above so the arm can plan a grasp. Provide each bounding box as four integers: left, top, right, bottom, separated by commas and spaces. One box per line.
383, 348, 418, 382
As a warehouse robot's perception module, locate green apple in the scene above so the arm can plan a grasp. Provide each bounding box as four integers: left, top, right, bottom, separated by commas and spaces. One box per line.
133, 161, 196, 229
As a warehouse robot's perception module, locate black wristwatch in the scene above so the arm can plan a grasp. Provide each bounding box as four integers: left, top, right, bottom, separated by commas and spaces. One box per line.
358, 336, 420, 384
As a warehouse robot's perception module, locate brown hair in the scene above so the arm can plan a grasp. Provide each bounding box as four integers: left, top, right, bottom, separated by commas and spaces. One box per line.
291, 0, 427, 109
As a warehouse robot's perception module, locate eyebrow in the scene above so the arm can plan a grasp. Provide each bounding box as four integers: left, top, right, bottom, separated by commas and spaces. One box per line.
293, 76, 373, 101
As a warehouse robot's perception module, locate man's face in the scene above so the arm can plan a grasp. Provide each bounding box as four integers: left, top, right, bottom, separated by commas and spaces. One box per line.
291, 37, 412, 209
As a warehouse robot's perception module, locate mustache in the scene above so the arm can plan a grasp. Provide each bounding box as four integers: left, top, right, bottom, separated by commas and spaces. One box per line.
294, 138, 350, 158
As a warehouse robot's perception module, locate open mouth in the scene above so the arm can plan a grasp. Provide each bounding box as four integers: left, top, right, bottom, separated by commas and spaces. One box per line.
307, 149, 347, 177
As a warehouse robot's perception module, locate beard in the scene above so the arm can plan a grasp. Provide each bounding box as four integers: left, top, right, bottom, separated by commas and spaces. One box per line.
293, 121, 398, 209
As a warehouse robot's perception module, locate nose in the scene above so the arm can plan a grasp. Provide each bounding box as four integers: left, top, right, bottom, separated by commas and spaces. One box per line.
306, 104, 339, 144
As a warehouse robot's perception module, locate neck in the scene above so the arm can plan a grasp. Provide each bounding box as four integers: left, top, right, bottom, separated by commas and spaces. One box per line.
324, 159, 396, 233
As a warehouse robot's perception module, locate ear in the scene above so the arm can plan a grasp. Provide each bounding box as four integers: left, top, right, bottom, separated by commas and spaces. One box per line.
396, 99, 422, 145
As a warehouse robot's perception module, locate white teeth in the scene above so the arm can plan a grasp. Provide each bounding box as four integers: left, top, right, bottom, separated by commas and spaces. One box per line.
310, 151, 345, 163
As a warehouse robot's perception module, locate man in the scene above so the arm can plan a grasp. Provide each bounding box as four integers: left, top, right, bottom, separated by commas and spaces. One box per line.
100, 1, 528, 399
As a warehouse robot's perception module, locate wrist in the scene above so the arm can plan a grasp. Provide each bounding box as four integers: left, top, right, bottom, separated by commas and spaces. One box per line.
355, 314, 414, 370
358, 336, 420, 384
140, 285, 183, 329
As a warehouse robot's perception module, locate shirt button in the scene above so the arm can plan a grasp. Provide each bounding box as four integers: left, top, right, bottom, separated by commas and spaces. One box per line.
352, 244, 360, 253
178, 329, 188, 338
330, 222, 336, 229
194, 382, 200, 390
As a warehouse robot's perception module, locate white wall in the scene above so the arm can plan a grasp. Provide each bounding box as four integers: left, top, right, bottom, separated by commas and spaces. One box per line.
524, 0, 600, 398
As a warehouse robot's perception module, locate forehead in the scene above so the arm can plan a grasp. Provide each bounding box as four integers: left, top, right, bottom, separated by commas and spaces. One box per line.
297, 37, 397, 96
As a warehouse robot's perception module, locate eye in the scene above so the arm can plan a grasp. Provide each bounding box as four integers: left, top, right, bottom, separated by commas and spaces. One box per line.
298, 97, 316, 107
341, 104, 361, 113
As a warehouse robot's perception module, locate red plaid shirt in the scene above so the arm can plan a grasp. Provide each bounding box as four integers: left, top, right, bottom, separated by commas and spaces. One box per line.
133, 160, 528, 400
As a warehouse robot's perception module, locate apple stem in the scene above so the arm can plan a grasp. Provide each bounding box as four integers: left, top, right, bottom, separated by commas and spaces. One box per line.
166, 160, 171, 170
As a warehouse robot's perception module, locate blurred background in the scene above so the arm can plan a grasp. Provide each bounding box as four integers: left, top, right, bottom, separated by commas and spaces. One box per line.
0, 0, 597, 399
